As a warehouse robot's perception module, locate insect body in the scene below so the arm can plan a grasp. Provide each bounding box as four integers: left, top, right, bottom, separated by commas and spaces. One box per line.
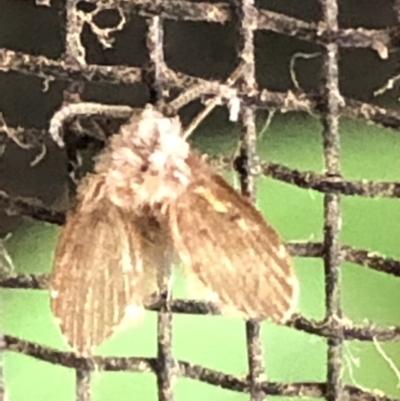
50, 105, 299, 355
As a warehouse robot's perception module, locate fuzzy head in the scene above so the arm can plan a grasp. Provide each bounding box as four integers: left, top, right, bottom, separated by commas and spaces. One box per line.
95, 105, 192, 211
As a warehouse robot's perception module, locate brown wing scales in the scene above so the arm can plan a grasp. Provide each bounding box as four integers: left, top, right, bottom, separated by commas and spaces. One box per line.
50, 175, 171, 355
169, 161, 299, 323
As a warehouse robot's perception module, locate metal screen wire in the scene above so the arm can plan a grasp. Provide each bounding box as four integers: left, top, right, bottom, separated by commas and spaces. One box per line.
1, 0, 400, 401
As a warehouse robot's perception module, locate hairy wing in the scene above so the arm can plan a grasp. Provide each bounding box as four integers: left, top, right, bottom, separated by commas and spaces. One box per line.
169, 167, 298, 323
50, 175, 171, 355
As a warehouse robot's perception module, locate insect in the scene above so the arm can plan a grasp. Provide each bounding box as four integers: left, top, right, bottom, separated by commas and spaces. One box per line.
49, 100, 299, 356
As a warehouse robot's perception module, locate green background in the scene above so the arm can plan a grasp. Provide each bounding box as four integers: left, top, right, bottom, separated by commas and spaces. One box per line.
2, 111, 400, 401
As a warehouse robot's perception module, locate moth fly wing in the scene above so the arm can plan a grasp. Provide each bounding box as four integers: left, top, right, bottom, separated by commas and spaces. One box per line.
184, 268, 220, 302
184, 274, 249, 320
111, 302, 146, 336
169, 153, 299, 323
50, 174, 163, 355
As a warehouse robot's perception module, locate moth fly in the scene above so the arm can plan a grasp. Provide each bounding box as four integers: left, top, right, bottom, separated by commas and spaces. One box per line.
49, 101, 299, 356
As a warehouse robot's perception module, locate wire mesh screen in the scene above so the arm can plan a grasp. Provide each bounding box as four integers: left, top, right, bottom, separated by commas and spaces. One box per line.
1, 0, 400, 400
